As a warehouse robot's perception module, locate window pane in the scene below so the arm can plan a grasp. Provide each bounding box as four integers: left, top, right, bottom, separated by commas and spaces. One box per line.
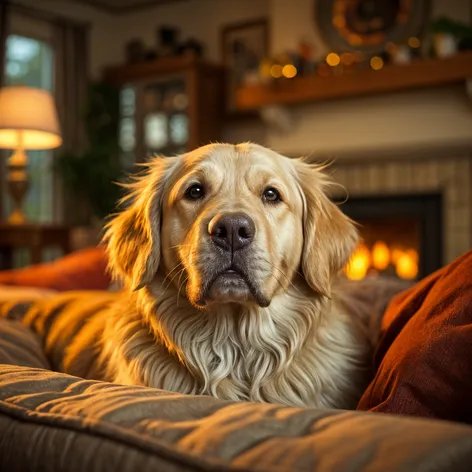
120, 87, 135, 117
25, 151, 52, 221
4, 35, 54, 225
170, 114, 189, 145
119, 117, 136, 152
145, 113, 168, 150
119, 86, 136, 166
5, 35, 53, 91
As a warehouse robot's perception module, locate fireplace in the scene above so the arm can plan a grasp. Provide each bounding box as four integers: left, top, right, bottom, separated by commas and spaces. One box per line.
328, 154, 471, 280
337, 194, 443, 282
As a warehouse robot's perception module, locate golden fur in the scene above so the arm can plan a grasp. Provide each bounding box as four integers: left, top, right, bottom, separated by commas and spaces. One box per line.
93, 142, 374, 409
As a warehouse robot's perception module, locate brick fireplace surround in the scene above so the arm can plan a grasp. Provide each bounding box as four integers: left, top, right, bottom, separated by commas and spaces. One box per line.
329, 152, 472, 266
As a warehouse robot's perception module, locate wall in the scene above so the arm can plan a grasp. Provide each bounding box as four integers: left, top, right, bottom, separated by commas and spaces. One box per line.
11, 0, 271, 77
264, 85, 472, 157
112, 0, 271, 66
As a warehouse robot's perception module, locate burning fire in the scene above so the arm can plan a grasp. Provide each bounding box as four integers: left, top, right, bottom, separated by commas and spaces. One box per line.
345, 241, 418, 281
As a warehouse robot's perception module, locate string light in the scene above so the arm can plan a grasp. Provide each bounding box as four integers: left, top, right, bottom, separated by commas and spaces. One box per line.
326, 52, 341, 67
408, 37, 421, 48
370, 56, 384, 70
282, 64, 297, 78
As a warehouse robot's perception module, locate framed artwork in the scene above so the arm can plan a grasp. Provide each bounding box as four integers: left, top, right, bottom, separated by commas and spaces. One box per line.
316, 0, 430, 55
221, 18, 269, 110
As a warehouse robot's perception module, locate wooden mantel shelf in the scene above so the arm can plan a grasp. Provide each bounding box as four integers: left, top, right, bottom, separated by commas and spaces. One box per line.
235, 52, 472, 110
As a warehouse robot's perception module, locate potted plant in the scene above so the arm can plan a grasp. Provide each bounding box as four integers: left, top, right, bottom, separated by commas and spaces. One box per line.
55, 81, 124, 249
431, 17, 472, 58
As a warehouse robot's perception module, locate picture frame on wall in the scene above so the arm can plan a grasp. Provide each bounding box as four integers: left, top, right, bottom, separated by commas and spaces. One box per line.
221, 18, 269, 111
316, 0, 430, 56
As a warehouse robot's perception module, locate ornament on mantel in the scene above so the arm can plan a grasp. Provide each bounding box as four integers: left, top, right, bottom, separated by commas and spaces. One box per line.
249, 16, 471, 87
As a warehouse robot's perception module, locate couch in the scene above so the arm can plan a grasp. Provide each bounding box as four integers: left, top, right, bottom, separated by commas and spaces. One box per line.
2, 317, 472, 472
2, 249, 472, 471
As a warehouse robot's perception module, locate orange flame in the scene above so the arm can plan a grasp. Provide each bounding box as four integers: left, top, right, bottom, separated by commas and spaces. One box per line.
346, 242, 418, 281
372, 241, 390, 270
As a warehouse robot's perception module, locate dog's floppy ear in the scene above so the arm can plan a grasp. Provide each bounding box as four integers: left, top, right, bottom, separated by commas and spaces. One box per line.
294, 159, 358, 296
103, 156, 179, 291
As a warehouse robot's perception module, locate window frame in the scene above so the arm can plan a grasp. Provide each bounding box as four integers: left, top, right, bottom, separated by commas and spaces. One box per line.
2, 15, 57, 223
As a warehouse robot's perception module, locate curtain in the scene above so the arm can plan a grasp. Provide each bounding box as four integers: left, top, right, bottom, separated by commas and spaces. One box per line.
0, 0, 9, 85
0, 0, 10, 220
52, 19, 90, 223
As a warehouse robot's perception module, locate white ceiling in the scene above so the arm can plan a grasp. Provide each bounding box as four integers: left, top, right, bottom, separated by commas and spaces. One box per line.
70, 0, 185, 14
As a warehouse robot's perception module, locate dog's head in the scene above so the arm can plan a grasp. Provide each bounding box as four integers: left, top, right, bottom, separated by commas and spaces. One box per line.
105, 143, 358, 309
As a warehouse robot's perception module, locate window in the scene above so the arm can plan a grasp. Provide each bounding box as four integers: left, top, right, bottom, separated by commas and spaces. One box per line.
4, 34, 54, 222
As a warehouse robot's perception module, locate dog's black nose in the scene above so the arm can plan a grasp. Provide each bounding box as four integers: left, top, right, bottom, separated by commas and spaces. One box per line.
209, 212, 255, 252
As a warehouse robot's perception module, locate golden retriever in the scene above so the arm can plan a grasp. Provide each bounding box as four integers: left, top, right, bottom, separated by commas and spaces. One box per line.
91, 142, 376, 409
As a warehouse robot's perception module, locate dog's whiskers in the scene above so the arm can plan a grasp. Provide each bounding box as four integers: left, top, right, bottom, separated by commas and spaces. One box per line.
258, 256, 300, 292
161, 267, 187, 296
177, 274, 189, 307
165, 244, 193, 251
160, 248, 196, 290
161, 262, 184, 288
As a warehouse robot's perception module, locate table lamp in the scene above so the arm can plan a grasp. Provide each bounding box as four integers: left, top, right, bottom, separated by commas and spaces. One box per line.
0, 86, 62, 224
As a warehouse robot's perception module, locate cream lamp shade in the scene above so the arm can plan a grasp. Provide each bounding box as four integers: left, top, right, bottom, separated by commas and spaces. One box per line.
0, 86, 62, 224
0, 85, 62, 156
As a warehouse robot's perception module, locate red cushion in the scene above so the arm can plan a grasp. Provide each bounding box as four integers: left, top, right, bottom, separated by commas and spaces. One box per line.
357, 250, 472, 424
0, 246, 111, 291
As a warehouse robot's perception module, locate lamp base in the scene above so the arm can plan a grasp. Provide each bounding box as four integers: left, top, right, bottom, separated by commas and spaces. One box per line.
7, 207, 28, 225
7, 156, 29, 225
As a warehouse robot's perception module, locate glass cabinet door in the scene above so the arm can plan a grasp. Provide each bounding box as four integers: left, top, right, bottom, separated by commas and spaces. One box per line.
119, 77, 190, 166
142, 77, 189, 158
118, 85, 137, 171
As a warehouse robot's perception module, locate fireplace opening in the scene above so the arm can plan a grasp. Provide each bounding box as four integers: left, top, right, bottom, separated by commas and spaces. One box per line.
336, 194, 443, 282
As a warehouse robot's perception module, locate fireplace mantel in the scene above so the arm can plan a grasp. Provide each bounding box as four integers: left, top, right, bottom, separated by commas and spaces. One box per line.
236, 53, 472, 111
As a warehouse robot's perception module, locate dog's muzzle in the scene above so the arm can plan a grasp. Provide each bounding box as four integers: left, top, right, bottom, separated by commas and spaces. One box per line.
193, 212, 269, 308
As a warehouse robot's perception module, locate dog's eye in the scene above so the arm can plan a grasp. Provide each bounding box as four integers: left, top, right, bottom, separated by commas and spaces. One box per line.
262, 187, 282, 203
185, 183, 205, 201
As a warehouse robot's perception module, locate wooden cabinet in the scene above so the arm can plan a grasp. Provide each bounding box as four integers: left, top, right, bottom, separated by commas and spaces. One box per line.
0, 224, 71, 269
104, 53, 224, 168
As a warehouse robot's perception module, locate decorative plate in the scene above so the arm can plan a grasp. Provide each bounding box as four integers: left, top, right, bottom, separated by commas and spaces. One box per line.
316, 0, 430, 54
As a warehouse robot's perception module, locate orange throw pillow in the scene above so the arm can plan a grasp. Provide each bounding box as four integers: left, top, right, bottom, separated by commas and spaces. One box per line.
0, 246, 111, 291
357, 250, 472, 424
